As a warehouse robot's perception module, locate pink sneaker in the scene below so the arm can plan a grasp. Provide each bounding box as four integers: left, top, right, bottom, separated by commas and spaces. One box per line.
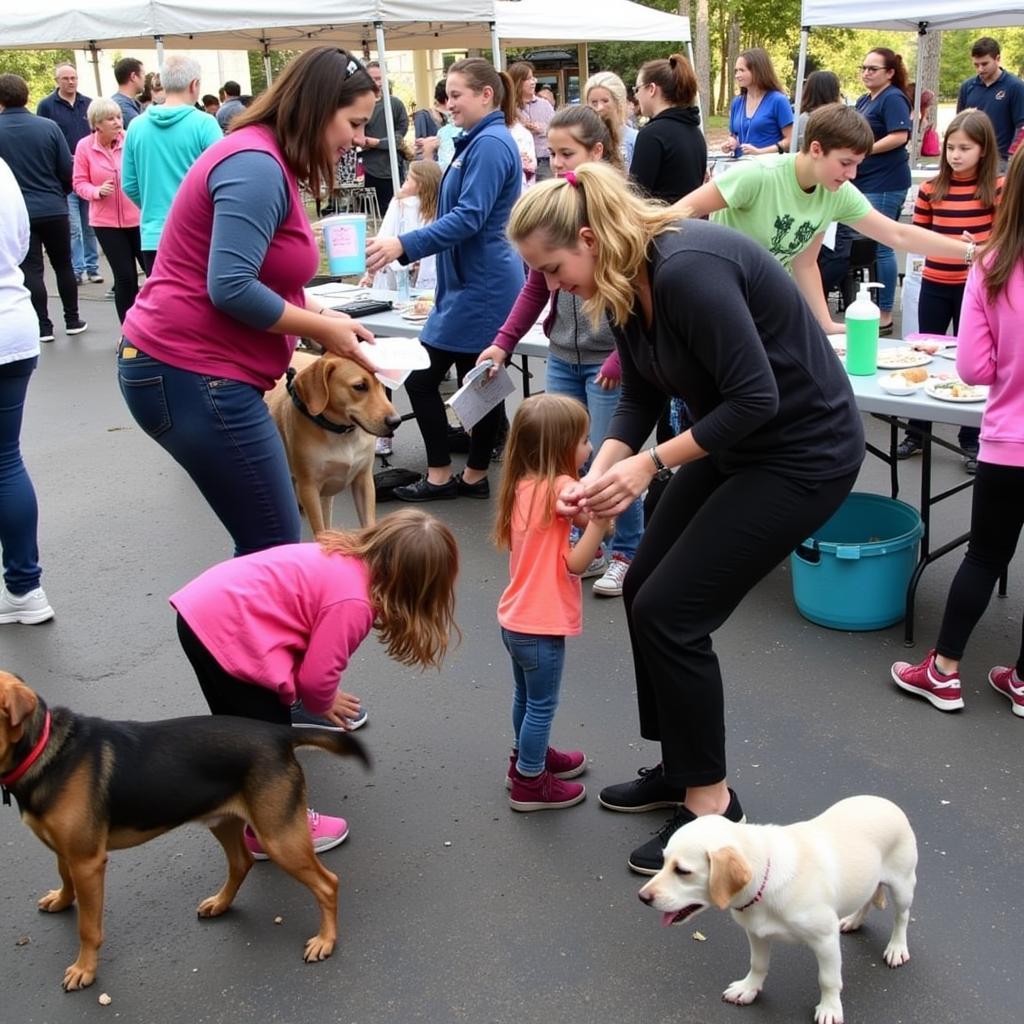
244, 808, 350, 861
505, 747, 586, 789
509, 769, 585, 812
891, 650, 964, 712
988, 666, 1024, 718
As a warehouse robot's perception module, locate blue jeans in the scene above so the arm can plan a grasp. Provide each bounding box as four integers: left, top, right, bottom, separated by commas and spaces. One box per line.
0, 357, 42, 594
67, 193, 99, 277
502, 628, 566, 776
861, 190, 907, 313
544, 355, 644, 560
117, 341, 300, 556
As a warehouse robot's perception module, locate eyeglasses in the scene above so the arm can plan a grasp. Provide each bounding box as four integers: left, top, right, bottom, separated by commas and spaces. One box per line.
859, 65, 885, 73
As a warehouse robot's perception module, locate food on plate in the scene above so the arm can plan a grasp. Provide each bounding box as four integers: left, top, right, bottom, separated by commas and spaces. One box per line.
926, 379, 987, 401
876, 348, 932, 369
410, 296, 434, 317
896, 367, 928, 384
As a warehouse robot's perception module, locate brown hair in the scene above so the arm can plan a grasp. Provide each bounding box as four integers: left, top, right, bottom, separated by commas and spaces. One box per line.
980, 141, 1023, 304
507, 61, 535, 106
498, 70, 520, 127
800, 70, 841, 113
971, 37, 1001, 59
802, 103, 874, 156
230, 46, 375, 200
737, 48, 785, 95
638, 53, 697, 107
866, 48, 912, 101
494, 395, 590, 550
407, 159, 442, 223
929, 109, 1000, 207
448, 57, 504, 109
548, 104, 624, 173
0, 74, 29, 108
318, 509, 459, 670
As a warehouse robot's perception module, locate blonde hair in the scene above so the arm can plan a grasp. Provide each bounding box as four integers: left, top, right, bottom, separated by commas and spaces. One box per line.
408, 160, 442, 223
584, 71, 628, 123
318, 509, 459, 670
494, 395, 590, 550
87, 97, 123, 129
507, 161, 679, 327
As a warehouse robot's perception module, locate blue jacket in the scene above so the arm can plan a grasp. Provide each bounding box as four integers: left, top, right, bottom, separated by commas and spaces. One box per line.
35, 90, 93, 153
400, 110, 524, 353
0, 108, 73, 219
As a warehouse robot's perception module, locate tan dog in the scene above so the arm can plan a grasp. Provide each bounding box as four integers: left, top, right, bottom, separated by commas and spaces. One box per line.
638, 796, 917, 1024
266, 351, 401, 532
0, 671, 368, 991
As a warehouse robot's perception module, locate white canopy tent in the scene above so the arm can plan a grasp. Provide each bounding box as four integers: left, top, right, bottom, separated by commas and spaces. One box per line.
794, 2, 1024, 152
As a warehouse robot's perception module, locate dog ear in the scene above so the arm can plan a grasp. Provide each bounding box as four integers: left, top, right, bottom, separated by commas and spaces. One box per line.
707, 845, 753, 910
296, 358, 334, 417
0, 674, 38, 729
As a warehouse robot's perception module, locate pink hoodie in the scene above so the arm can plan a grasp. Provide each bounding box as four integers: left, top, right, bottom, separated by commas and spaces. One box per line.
73, 130, 140, 229
957, 257, 1024, 468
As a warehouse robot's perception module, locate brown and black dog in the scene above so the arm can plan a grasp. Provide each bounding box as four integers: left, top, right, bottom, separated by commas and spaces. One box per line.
0, 671, 369, 991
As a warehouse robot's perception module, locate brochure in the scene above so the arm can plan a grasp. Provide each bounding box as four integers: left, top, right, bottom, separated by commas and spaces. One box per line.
445, 359, 515, 431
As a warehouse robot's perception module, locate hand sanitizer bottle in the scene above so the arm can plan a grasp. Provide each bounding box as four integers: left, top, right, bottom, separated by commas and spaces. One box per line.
844, 281, 882, 376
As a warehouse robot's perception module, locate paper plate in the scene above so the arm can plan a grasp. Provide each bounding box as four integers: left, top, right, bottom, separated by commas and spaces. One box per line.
359, 337, 430, 388
878, 373, 925, 396
924, 379, 988, 403
877, 349, 933, 370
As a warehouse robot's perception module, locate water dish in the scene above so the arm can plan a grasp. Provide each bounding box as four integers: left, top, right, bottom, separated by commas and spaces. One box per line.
924, 379, 988, 403
877, 349, 933, 370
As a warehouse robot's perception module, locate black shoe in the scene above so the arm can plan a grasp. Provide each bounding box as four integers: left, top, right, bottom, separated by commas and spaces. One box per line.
895, 437, 922, 460
39, 323, 55, 343
599, 764, 685, 813
964, 454, 978, 475
65, 319, 88, 336
392, 475, 458, 502
627, 789, 745, 876
879, 321, 894, 337
454, 471, 489, 499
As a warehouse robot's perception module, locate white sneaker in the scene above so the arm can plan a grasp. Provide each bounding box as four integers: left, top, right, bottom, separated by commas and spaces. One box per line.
581, 550, 607, 579
593, 555, 631, 597
0, 586, 55, 625
375, 436, 393, 457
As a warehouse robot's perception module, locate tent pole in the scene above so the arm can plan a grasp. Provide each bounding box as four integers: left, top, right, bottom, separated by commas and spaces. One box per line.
88, 42, 102, 97
791, 27, 809, 153
686, 40, 703, 131
912, 23, 926, 164
491, 21, 503, 70
154, 35, 164, 68
374, 21, 403, 215
263, 40, 273, 87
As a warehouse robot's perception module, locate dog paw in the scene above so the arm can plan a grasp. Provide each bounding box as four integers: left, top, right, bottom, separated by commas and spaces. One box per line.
813, 998, 844, 1024
37, 888, 74, 913
838, 914, 863, 933
196, 894, 231, 918
883, 942, 910, 967
722, 979, 761, 1005
303, 935, 336, 962
62, 962, 96, 991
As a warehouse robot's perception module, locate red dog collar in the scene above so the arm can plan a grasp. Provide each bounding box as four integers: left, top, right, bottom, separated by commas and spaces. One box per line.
1, 710, 52, 802
736, 857, 771, 912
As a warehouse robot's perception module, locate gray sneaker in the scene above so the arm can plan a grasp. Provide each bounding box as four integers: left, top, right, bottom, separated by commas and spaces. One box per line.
290, 700, 367, 731
0, 586, 55, 625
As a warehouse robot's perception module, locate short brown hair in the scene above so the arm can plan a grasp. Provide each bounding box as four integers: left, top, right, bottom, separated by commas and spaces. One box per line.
0, 74, 29, 109
971, 37, 1001, 59
638, 53, 697, 107
802, 104, 874, 156
230, 46, 375, 201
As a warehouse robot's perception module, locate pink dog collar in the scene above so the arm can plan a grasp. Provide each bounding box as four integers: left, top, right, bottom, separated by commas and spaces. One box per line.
736, 857, 770, 911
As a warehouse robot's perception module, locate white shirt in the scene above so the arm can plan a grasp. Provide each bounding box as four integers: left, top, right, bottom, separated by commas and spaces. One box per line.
0, 159, 39, 364
370, 195, 437, 291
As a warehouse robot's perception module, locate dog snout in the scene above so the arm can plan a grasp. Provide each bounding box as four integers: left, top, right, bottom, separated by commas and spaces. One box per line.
638, 889, 655, 905
385, 414, 403, 431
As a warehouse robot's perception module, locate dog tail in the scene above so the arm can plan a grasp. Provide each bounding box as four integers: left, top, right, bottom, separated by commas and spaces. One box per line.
290, 729, 371, 770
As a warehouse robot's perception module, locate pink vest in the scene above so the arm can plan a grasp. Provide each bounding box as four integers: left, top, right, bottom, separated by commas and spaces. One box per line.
121, 124, 318, 391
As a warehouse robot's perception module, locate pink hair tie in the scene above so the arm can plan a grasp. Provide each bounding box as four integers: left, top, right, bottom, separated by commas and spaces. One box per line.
563, 170, 578, 187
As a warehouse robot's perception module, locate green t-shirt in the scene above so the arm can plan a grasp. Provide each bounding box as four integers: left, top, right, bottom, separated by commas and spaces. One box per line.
711, 155, 872, 270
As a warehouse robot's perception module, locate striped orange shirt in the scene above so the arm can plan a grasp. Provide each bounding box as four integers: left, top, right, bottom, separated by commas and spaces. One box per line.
913, 174, 1003, 285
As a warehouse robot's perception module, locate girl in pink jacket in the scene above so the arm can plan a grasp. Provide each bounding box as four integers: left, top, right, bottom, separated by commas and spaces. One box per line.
73, 99, 141, 322
891, 152, 1024, 720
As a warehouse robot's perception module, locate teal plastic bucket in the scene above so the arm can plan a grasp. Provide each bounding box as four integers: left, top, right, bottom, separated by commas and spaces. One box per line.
790, 493, 924, 631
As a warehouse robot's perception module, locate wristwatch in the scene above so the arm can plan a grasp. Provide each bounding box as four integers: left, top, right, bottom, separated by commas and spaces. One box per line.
647, 446, 672, 482
776, 141, 785, 154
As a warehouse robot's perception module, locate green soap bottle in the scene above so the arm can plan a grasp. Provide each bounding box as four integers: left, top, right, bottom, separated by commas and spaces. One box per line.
845, 282, 883, 376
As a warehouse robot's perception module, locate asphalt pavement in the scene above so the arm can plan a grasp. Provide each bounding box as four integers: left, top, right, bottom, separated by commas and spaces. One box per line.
2, 274, 1021, 1024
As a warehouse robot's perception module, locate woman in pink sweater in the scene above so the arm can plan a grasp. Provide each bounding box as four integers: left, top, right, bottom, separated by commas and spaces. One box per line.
171, 509, 459, 857
73, 99, 141, 322
891, 152, 1024, 720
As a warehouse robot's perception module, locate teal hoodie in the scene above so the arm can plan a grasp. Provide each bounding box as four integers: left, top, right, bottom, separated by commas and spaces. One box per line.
122, 104, 223, 250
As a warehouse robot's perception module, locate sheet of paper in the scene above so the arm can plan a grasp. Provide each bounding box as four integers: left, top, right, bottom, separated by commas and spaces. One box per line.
821, 221, 838, 251
445, 360, 515, 431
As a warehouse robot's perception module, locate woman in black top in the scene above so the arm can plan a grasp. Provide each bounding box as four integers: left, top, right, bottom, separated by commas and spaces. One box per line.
507, 163, 864, 874
630, 54, 706, 204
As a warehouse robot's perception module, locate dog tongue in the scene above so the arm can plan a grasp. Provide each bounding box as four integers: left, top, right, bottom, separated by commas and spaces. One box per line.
662, 911, 678, 928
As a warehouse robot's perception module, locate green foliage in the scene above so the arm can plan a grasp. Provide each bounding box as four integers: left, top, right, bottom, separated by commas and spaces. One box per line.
0, 50, 75, 112
248, 50, 298, 94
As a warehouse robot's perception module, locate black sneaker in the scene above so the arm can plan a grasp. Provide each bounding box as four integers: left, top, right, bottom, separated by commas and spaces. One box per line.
65, 319, 88, 336
895, 437, 921, 460
599, 763, 685, 813
454, 471, 489, 499
627, 788, 745, 876
393, 475, 458, 502
39, 323, 55, 343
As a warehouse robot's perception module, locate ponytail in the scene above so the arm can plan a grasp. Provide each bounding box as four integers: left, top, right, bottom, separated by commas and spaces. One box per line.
638, 53, 697, 107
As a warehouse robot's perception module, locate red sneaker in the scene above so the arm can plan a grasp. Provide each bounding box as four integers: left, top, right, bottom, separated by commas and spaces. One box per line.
891, 651, 964, 712
506, 747, 585, 789
509, 769, 585, 812
988, 666, 1024, 718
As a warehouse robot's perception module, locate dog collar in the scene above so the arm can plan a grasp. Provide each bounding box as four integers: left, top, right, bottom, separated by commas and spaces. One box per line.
285, 366, 356, 434
736, 857, 770, 912
1, 710, 51, 805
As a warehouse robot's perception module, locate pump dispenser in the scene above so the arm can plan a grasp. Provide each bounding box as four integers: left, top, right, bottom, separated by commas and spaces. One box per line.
844, 281, 882, 375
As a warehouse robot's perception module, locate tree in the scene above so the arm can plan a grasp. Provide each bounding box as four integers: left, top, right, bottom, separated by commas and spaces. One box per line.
0, 50, 75, 111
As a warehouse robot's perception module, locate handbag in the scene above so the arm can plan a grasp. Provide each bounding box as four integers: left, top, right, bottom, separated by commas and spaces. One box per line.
921, 127, 940, 158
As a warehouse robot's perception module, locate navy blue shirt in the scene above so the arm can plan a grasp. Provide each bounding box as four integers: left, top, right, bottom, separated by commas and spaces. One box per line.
957, 69, 1024, 159
35, 90, 93, 152
111, 91, 142, 127
855, 86, 912, 194
0, 108, 73, 219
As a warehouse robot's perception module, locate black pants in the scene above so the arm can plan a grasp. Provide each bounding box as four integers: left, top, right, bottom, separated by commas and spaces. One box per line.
622, 459, 858, 788
21, 215, 79, 332
364, 172, 397, 217
907, 278, 977, 449
936, 462, 1024, 672
141, 249, 158, 276
404, 342, 504, 472
177, 613, 289, 724
818, 222, 854, 299
94, 226, 143, 324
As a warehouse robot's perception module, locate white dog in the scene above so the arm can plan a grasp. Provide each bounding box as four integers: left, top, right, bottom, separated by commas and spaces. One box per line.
638, 795, 917, 1024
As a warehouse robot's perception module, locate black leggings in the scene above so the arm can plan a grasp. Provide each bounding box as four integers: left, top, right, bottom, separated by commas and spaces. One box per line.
94, 226, 143, 324
21, 215, 79, 331
177, 613, 289, 724
403, 342, 504, 472
622, 460, 858, 789
936, 461, 1024, 672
